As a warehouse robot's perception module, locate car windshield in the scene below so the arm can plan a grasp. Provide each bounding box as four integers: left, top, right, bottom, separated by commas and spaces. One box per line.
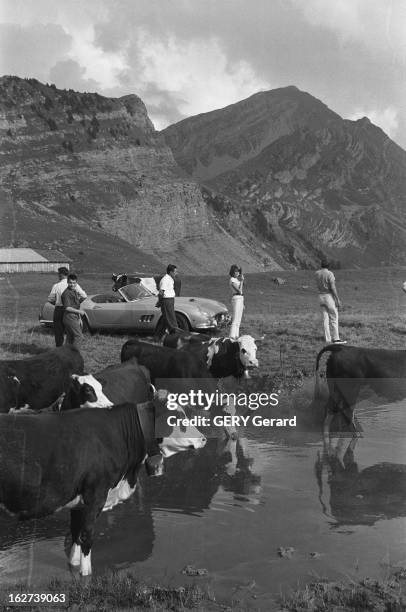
119, 282, 154, 301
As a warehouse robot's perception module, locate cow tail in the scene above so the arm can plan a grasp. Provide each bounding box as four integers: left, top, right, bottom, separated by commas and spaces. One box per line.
314, 346, 332, 399
314, 344, 344, 399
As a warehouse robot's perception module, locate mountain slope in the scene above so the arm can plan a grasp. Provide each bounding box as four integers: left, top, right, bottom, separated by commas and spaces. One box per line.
163, 87, 406, 267
0, 76, 268, 273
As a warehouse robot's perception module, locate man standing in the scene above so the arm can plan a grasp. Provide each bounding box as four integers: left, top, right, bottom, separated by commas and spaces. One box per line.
48, 267, 87, 346
315, 260, 345, 344
158, 264, 179, 335
61, 273, 86, 348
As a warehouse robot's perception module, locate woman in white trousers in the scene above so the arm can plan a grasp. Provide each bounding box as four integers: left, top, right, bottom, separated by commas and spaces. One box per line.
229, 264, 244, 339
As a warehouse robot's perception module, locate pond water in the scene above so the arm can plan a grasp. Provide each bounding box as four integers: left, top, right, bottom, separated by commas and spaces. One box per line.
0, 382, 405, 609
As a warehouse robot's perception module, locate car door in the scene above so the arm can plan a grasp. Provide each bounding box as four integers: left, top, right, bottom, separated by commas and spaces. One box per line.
118, 285, 160, 332
87, 294, 134, 330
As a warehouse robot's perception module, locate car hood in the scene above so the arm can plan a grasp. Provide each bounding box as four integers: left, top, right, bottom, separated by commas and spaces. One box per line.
176, 297, 228, 312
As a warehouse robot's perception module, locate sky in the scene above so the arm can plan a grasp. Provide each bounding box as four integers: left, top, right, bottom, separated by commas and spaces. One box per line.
1, 0, 405, 148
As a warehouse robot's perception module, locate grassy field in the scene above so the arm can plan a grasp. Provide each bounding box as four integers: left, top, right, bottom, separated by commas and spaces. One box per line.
1, 267, 406, 609
1, 267, 406, 385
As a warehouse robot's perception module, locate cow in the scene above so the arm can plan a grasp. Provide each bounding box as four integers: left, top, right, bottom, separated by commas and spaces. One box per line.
0, 393, 206, 576
61, 360, 152, 410
0, 346, 84, 413
163, 330, 212, 350
162, 333, 260, 379
120, 340, 214, 382
121, 337, 259, 438
315, 344, 406, 439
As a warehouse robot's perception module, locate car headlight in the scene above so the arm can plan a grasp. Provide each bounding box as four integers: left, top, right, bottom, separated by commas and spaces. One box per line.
197, 308, 212, 319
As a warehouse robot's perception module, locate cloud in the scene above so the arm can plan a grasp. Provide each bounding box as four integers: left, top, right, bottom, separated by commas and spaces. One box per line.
292, 0, 406, 57
49, 60, 99, 92
349, 106, 399, 139
0, 23, 71, 82
1, 0, 406, 147
133, 34, 269, 127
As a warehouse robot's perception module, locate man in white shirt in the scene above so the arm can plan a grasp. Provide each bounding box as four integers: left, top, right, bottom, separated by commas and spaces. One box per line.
158, 264, 179, 336
47, 267, 87, 346
315, 260, 345, 344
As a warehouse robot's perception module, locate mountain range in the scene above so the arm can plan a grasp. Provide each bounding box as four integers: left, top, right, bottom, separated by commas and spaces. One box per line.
1, 76, 406, 272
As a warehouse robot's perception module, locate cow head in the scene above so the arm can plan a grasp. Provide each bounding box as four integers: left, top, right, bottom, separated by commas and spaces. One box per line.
112, 273, 127, 292
237, 335, 259, 369
61, 374, 112, 409
153, 389, 207, 457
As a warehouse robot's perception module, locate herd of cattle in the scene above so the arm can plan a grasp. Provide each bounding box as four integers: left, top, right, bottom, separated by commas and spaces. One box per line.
0, 332, 259, 576
0, 329, 404, 576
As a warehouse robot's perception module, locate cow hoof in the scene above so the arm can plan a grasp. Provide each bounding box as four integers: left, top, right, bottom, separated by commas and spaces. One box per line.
69, 543, 81, 567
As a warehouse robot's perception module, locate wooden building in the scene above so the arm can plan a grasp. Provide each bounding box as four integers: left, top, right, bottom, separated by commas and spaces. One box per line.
0, 248, 72, 273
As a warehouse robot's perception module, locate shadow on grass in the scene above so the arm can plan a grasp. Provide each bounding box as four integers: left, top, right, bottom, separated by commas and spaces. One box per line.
26, 325, 54, 336
0, 342, 48, 355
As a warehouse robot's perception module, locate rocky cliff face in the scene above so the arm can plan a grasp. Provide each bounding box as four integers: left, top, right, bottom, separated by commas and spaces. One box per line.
1, 76, 266, 273
163, 87, 406, 268
3, 78, 405, 272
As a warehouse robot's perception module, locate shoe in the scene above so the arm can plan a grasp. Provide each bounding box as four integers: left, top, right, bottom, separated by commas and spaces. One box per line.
332, 339, 347, 344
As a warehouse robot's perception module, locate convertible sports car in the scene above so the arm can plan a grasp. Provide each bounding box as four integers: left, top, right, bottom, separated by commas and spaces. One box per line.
39, 278, 230, 334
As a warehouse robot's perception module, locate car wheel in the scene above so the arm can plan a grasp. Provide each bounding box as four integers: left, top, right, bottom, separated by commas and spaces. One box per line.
175, 313, 190, 331
81, 317, 93, 335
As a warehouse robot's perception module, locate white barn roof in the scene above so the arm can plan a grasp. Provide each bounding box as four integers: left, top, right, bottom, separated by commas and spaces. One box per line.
0, 248, 48, 263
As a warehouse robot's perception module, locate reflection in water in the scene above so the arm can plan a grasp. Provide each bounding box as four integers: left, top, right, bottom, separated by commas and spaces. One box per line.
146, 437, 262, 513
1, 392, 405, 588
316, 437, 406, 526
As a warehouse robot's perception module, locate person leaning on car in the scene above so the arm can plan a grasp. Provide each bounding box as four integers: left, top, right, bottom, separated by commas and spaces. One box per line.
47, 267, 87, 346
61, 273, 87, 348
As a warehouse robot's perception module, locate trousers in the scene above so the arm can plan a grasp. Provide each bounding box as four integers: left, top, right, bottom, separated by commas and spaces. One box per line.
161, 298, 178, 332
63, 313, 83, 348
319, 293, 339, 343
229, 295, 244, 339
53, 305, 65, 347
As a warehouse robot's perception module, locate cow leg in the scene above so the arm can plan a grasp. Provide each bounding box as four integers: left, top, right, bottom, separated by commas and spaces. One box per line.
323, 410, 334, 448
322, 391, 336, 447
69, 507, 82, 567
78, 504, 101, 576
72, 487, 106, 576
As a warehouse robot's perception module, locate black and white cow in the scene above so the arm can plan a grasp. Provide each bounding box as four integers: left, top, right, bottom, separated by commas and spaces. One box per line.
0, 346, 84, 413
0, 394, 206, 576
61, 360, 152, 410
120, 340, 213, 382
163, 330, 212, 349
123, 335, 259, 381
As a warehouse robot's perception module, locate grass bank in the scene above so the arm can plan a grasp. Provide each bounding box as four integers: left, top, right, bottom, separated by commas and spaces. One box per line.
1, 570, 405, 611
